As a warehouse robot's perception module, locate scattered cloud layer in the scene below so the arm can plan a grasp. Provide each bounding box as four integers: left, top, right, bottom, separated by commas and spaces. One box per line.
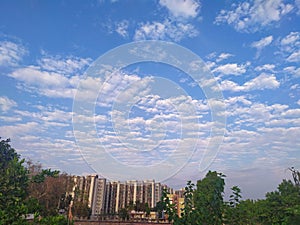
219, 73, 280, 92
0, 96, 17, 112
1, 0, 299, 198
133, 20, 198, 41
0, 41, 27, 66
212, 63, 248, 76
8, 54, 90, 98
215, 0, 294, 32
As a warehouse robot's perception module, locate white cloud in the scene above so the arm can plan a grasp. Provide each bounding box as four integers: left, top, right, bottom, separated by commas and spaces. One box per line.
278, 32, 300, 62
0, 41, 27, 66
159, 0, 200, 18
38, 55, 91, 75
283, 66, 300, 77
9, 66, 81, 98
251, 35, 273, 58
282, 108, 300, 118
134, 20, 198, 42
279, 31, 300, 54
115, 20, 129, 38
216, 53, 234, 62
243, 73, 280, 90
0, 96, 17, 112
251, 35, 273, 49
296, 0, 300, 14
218, 80, 243, 92
281, 31, 300, 46
226, 95, 252, 106
219, 73, 280, 92
215, 0, 294, 33
10, 66, 69, 88
8, 53, 93, 99
291, 84, 298, 90
255, 64, 275, 71
0, 122, 39, 139
212, 63, 247, 76
287, 50, 300, 62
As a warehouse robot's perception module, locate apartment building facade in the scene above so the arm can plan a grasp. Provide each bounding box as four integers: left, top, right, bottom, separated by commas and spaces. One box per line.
70, 175, 173, 217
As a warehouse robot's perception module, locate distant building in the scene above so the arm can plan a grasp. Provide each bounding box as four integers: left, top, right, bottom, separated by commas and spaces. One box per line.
92, 178, 106, 215
167, 189, 185, 218
69, 175, 174, 218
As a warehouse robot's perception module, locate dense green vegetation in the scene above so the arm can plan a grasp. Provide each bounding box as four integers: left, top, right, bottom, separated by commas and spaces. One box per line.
1, 137, 300, 224
162, 170, 300, 225
0, 138, 72, 224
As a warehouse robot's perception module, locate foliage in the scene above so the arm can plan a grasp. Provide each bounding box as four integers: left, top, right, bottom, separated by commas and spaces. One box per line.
31, 168, 60, 183
160, 188, 178, 222
175, 181, 195, 225
0, 138, 75, 223
194, 171, 226, 225
170, 171, 226, 225
0, 138, 29, 225
27, 163, 72, 217
119, 208, 129, 221
224, 186, 242, 225
33, 215, 71, 225
261, 179, 300, 224
71, 187, 91, 219
154, 200, 165, 220
72, 200, 91, 219
223, 170, 300, 225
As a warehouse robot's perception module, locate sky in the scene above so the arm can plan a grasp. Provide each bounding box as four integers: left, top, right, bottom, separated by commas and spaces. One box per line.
0, 0, 300, 199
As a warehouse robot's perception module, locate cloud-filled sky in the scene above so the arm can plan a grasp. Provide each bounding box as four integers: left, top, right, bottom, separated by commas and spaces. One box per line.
0, 0, 299, 199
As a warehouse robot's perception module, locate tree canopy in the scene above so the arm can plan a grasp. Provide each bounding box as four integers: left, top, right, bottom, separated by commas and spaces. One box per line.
0, 138, 71, 224
162, 169, 300, 225
0, 138, 28, 224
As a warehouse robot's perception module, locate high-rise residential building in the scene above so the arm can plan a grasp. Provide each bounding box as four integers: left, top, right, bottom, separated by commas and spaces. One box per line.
69, 175, 97, 207
70, 175, 173, 217
92, 178, 106, 215
86, 175, 97, 210
143, 180, 155, 208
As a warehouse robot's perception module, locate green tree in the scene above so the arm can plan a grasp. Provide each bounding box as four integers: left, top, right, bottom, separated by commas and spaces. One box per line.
224, 186, 242, 225
27, 167, 72, 216
159, 188, 178, 222
154, 200, 165, 220
119, 208, 129, 221
33, 215, 71, 225
0, 138, 29, 225
167, 171, 226, 225
262, 179, 300, 225
175, 181, 195, 225
194, 171, 226, 225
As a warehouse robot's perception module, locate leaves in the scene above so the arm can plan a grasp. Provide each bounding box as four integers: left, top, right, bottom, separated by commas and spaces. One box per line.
0, 138, 29, 224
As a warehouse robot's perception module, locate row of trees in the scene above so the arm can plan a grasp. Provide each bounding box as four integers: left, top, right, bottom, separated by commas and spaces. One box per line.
161, 170, 300, 225
0, 138, 87, 224
2, 137, 300, 224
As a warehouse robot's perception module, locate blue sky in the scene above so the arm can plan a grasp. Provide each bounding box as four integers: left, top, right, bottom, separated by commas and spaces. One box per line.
0, 0, 300, 199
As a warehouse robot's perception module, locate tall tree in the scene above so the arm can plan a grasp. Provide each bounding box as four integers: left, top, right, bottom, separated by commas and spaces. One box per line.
27, 168, 72, 216
160, 188, 177, 222
262, 179, 300, 224
224, 186, 242, 225
175, 181, 196, 225
0, 138, 29, 224
194, 171, 226, 225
